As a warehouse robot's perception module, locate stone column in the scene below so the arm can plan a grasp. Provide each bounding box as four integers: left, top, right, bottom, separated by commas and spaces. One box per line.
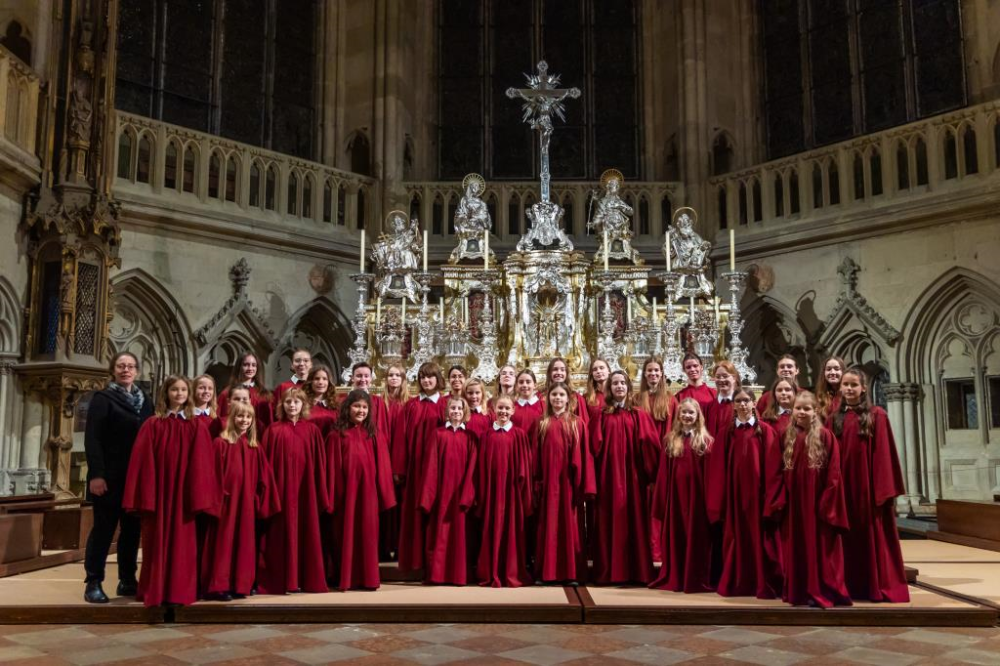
901, 382, 925, 507
678, 0, 709, 219
883, 383, 910, 514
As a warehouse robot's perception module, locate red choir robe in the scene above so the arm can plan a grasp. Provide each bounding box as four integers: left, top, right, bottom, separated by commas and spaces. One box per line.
392, 393, 448, 571
475, 423, 533, 587
193, 411, 223, 439
757, 386, 805, 415
380, 397, 407, 560
537, 390, 591, 427
649, 432, 716, 592
532, 415, 594, 582
820, 393, 842, 421
326, 423, 396, 590
765, 426, 851, 608
122, 415, 221, 607
308, 401, 339, 437
337, 393, 391, 452
420, 424, 478, 585
676, 384, 717, 415
467, 407, 492, 440
274, 378, 305, 402
200, 435, 281, 596
833, 406, 909, 602
634, 393, 675, 563
257, 420, 331, 594
218, 384, 267, 419
585, 393, 605, 422
716, 420, 783, 598
589, 405, 660, 584
582, 392, 605, 564
763, 410, 792, 439
512, 397, 544, 441
706, 398, 735, 441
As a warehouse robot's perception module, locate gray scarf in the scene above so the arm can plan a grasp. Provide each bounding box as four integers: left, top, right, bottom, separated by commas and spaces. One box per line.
109, 381, 145, 414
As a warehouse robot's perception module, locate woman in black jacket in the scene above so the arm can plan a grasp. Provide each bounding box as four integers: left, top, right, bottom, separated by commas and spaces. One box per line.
83, 351, 153, 603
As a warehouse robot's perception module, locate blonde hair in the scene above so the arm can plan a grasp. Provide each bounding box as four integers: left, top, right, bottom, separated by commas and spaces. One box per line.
276, 388, 311, 421
783, 391, 827, 469
385, 363, 411, 405
192, 374, 219, 413
537, 383, 581, 451
636, 357, 674, 422
223, 401, 259, 447
585, 358, 609, 407
493, 394, 515, 411
666, 397, 713, 457
463, 378, 489, 407
446, 395, 471, 423
155, 375, 194, 418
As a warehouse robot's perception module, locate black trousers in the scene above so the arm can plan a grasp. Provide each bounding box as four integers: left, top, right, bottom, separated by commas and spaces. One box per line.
84, 484, 141, 584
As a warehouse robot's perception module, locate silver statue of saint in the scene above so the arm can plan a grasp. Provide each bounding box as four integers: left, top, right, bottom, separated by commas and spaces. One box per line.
371, 210, 422, 303
667, 207, 714, 299
589, 168, 643, 265
449, 173, 496, 264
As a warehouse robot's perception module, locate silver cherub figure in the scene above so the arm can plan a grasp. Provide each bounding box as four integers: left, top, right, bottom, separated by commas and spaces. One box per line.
371, 210, 423, 303
449, 173, 496, 264
589, 168, 643, 265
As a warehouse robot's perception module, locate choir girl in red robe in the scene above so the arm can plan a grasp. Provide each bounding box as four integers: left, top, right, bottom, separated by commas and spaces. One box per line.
761, 378, 798, 437
475, 395, 533, 587
541, 358, 590, 426
348, 362, 391, 447
717, 388, 783, 599
273, 348, 313, 407
305, 365, 339, 436
706, 361, 741, 440
816, 356, 846, 421
463, 379, 492, 440
490, 364, 517, 411
192, 374, 222, 438
757, 354, 801, 413
381, 362, 409, 561
590, 371, 660, 584
830, 368, 908, 602
448, 365, 468, 399
635, 357, 676, 440
393, 362, 448, 572
218, 353, 270, 424
123, 376, 221, 607
257, 388, 331, 594
676, 353, 716, 414
420, 396, 478, 585
766, 391, 851, 608
512, 369, 544, 434
650, 398, 716, 593
200, 401, 280, 600
226, 386, 268, 442
326, 390, 396, 591
532, 383, 593, 583
584, 358, 610, 421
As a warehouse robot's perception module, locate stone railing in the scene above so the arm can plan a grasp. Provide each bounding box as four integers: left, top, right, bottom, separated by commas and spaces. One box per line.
709, 101, 1000, 232
114, 111, 378, 231
404, 180, 684, 243
0, 44, 40, 156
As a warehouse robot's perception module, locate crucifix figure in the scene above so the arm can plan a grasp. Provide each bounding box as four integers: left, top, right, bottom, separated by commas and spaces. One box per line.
506, 61, 581, 204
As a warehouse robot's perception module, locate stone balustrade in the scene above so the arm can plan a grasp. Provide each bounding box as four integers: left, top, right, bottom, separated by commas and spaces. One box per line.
709, 101, 1000, 232
404, 180, 684, 243
0, 44, 40, 158
114, 111, 378, 231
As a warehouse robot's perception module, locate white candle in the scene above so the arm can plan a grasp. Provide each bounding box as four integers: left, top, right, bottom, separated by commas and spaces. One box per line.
360, 230, 366, 273
401, 301, 406, 326
464, 299, 469, 325
665, 231, 671, 271
439, 297, 444, 321
652, 297, 657, 323
714, 296, 720, 324
423, 230, 428, 272
626, 297, 632, 322
484, 230, 489, 270
603, 229, 610, 271
376, 297, 381, 326
689, 296, 696, 320
729, 229, 736, 272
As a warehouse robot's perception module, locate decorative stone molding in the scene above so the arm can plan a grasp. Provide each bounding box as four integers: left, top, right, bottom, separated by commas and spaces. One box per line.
193, 258, 278, 353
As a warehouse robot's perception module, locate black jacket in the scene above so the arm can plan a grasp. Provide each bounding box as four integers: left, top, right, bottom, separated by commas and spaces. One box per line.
84, 386, 154, 486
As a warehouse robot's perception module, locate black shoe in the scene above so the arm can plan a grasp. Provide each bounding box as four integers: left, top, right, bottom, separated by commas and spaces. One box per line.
117, 579, 138, 597
207, 592, 232, 602
85, 581, 110, 604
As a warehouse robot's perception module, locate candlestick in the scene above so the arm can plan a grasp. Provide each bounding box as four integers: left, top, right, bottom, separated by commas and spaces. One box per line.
689, 296, 696, 319
401, 301, 406, 326
729, 229, 735, 272
484, 230, 489, 269
652, 296, 657, 323
376, 297, 381, 326
464, 299, 469, 325
714, 296, 720, 324
626, 297, 632, 322
603, 229, 610, 271
360, 230, 366, 273
423, 230, 429, 272
665, 231, 671, 271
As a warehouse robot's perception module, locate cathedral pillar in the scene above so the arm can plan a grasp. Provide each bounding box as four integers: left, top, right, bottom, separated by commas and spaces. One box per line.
901, 382, 927, 509
883, 383, 910, 514
678, 0, 710, 223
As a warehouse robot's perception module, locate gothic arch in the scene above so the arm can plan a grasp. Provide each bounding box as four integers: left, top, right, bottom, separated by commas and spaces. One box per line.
274, 298, 353, 384
741, 294, 811, 388
0, 276, 20, 354
346, 130, 371, 176
109, 269, 195, 387
992, 42, 1000, 86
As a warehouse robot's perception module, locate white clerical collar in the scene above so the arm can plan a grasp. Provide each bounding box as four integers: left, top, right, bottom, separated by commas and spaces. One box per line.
169, 410, 187, 420
493, 421, 513, 432
242, 381, 255, 388
194, 407, 211, 417
736, 416, 756, 427
517, 395, 539, 406
315, 399, 328, 407
420, 392, 440, 403
682, 428, 694, 437
291, 376, 302, 384
553, 410, 567, 417
778, 407, 790, 415
615, 401, 627, 409
446, 422, 466, 431
471, 405, 484, 414
718, 394, 733, 403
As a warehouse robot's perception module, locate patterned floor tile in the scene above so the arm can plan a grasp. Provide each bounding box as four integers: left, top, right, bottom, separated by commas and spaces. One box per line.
279, 643, 374, 664
206, 627, 288, 644
446, 636, 535, 655
304, 626, 382, 643
553, 634, 634, 655
494, 645, 590, 666
502, 628, 580, 646
0, 645, 46, 662
241, 634, 331, 654
63, 645, 153, 665
718, 645, 809, 666
752, 636, 842, 657
168, 645, 262, 665
791, 629, 880, 648
825, 646, 922, 666
400, 628, 483, 645
941, 648, 1000, 665
5, 628, 95, 646
116, 628, 195, 643
349, 635, 436, 654
142, 636, 223, 653
389, 645, 487, 665
857, 637, 953, 658
659, 635, 738, 656
893, 629, 982, 647
699, 628, 785, 645
603, 644, 695, 665
599, 627, 683, 645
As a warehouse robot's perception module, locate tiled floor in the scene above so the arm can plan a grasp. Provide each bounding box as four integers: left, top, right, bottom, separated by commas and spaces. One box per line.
0, 623, 998, 665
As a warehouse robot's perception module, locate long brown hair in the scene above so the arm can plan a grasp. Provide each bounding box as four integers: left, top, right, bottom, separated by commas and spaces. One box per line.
155, 375, 194, 418
337, 389, 376, 438
537, 382, 581, 452
222, 401, 259, 447
603, 370, 635, 414
495, 364, 517, 399
830, 366, 872, 438
385, 363, 411, 405
666, 397, 713, 457
305, 364, 337, 405
636, 357, 674, 422
545, 357, 575, 392
275, 387, 311, 421
585, 358, 609, 407
783, 391, 827, 469
228, 352, 268, 395
417, 362, 445, 396
762, 377, 799, 422
816, 355, 846, 420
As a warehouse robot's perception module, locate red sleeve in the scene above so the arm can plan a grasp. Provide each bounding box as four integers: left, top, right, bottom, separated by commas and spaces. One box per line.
574, 392, 590, 427
516, 430, 534, 517
763, 425, 786, 520
704, 427, 727, 524
568, 421, 584, 505
122, 420, 158, 513
634, 409, 662, 483
590, 411, 605, 458
254, 446, 282, 519
871, 408, 906, 506
419, 429, 441, 513
819, 429, 849, 530
187, 420, 222, 517
391, 400, 412, 478
374, 424, 397, 512
312, 427, 332, 514
650, 452, 669, 522
325, 430, 343, 510
458, 432, 478, 512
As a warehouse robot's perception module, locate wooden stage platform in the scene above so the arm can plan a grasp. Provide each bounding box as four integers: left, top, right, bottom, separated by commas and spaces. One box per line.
0, 540, 996, 627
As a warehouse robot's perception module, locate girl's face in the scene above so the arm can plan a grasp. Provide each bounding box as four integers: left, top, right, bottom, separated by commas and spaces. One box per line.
499, 366, 516, 389
793, 398, 816, 428
714, 368, 734, 394
610, 375, 629, 400
775, 382, 795, 408
168, 381, 188, 410
550, 362, 568, 384
195, 379, 214, 407
464, 385, 483, 407
549, 387, 569, 414
241, 356, 258, 381
387, 368, 403, 389
517, 374, 536, 397
495, 400, 513, 423
230, 388, 251, 405
683, 359, 703, 384
311, 371, 330, 397
591, 361, 609, 383
350, 400, 368, 424
291, 351, 312, 379
734, 393, 754, 421
679, 404, 698, 427
419, 374, 438, 393
284, 397, 303, 420
448, 401, 465, 424
234, 411, 253, 435
352, 367, 373, 391
449, 369, 466, 393
644, 363, 662, 389
840, 374, 865, 405
824, 360, 843, 386
777, 358, 799, 380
